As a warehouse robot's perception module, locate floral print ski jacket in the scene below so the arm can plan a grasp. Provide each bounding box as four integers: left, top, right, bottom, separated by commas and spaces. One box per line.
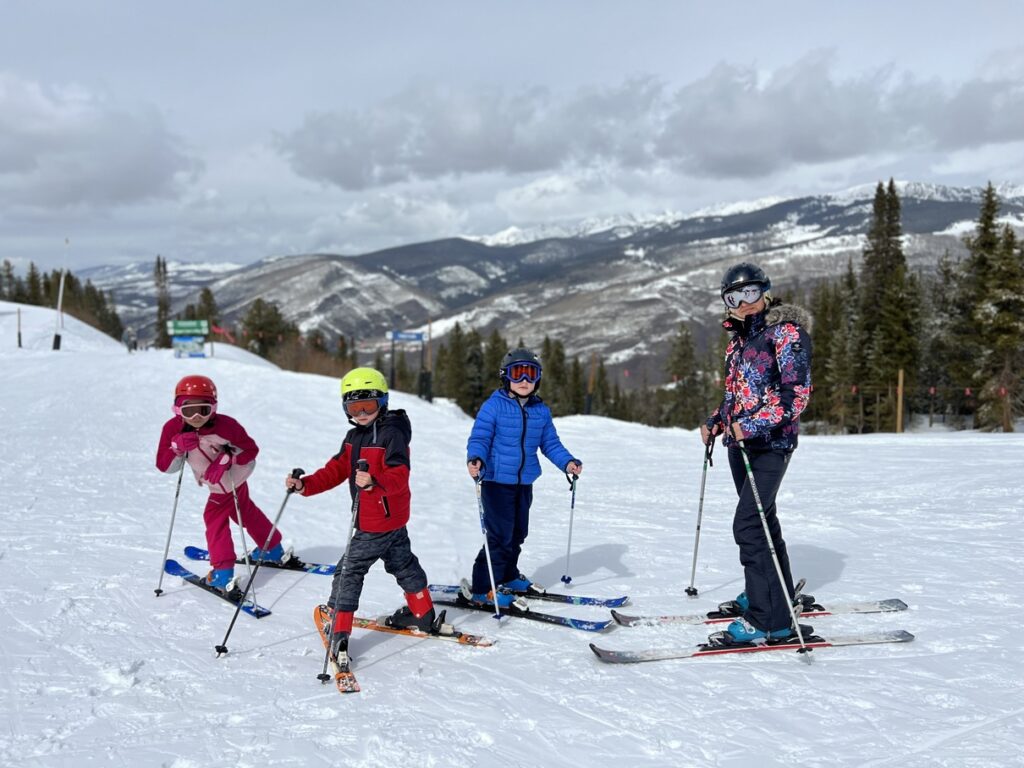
706, 302, 813, 452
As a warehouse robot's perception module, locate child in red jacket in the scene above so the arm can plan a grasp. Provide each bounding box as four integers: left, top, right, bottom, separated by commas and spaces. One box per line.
155, 375, 286, 593
286, 368, 433, 662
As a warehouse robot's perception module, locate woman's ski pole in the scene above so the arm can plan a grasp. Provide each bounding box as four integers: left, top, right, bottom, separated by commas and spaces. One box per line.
685, 436, 715, 598
215, 468, 304, 656
154, 458, 187, 596
736, 441, 809, 654
319, 459, 368, 681
560, 474, 578, 585
475, 477, 503, 619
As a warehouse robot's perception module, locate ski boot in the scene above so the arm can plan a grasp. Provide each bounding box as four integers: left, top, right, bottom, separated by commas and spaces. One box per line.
501, 573, 547, 597
716, 591, 749, 617
250, 542, 291, 564
385, 589, 438, 633
205, 568, 240, 595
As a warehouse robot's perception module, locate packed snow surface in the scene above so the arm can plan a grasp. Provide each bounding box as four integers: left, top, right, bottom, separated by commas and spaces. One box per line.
1, 301, 1022, 768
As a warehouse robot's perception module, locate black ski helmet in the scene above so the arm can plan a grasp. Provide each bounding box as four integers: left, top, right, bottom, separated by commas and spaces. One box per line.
720, 262, 771, 298
499, 347, 542, 390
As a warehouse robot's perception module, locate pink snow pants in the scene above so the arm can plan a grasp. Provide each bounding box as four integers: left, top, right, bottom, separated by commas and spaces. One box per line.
203, 482, 281, 570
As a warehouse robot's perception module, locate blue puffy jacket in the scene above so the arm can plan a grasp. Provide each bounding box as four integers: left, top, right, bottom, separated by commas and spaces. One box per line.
467, 389, 578, 485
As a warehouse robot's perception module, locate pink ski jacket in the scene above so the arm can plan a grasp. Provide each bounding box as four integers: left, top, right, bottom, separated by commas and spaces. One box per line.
155, 414, 258, 494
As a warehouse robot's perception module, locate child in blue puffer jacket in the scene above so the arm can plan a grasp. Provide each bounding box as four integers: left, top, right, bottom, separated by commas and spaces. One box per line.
465, 347, 582, 607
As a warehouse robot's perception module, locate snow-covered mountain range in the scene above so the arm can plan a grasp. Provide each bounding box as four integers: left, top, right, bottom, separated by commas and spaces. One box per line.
84, 181, 1024, 376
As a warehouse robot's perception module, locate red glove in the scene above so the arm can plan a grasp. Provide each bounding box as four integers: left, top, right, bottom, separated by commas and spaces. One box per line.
171, 432, 201, 455
203, 451, 232, 486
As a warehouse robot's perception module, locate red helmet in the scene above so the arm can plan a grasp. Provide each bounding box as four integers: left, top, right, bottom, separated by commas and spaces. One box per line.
174, 375, 217, 403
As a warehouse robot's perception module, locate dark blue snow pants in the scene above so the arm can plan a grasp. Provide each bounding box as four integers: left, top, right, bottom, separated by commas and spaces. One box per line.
471, 481, 533, 594
728, 446, 797, 632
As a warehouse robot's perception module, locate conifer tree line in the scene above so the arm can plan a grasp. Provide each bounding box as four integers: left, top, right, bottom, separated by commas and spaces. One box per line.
799, 180, 1022, 432
0, 259, 124, 340
429, 180, 1023, 433
429, 322, 724, 426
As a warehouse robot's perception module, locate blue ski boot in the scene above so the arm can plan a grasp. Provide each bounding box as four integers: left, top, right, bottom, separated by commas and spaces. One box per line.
250, 543, 287, 564
501, 573, 546, 596
205, 568, 238, 593
723, 617, 795, 644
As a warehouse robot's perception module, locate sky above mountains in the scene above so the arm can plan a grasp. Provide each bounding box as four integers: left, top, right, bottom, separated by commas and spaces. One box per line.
3, 2, 1024, 270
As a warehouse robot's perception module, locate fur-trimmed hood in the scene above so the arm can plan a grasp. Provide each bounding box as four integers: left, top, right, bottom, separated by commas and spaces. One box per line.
766, 301, 812, 332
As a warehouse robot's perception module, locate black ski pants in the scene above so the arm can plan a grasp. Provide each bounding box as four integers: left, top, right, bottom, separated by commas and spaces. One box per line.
327, 526, 428, 613
728, 446, 797, 632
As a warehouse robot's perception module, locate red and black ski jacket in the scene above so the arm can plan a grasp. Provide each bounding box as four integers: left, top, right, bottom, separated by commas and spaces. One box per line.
300, 409, 412, 532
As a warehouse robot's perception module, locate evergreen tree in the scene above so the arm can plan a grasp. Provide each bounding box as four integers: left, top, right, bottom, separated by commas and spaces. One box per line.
948, 182, 1002, 423
483, 329, 508, 389
196, 287, 219, 326
664, 321, 706, 428
26, 263, 43, 305
440, 322, 468, 408
154, 256, 172, 348
540, 336, 568, 415
567, 356, 586, 414
241, 298, 297, 358
589, 357, 611, 416
0, 260, 15, 299
975, 225, 1024, 430
463, 329, 486, 414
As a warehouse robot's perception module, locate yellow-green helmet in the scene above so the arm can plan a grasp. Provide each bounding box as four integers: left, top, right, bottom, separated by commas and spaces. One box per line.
340, 367, 389, 409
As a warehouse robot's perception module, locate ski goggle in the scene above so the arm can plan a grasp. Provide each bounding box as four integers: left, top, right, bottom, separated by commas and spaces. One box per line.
506, 362, 541, 383
344, 398, 381, 416
177, 402, 215, 418
723, 285, 764, 309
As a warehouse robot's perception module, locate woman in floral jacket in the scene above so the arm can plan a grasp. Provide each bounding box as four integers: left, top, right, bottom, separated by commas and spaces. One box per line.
701, 262, 812, 644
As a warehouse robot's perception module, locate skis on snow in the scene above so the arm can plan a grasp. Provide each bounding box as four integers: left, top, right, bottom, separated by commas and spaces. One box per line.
353, 614, 494, 647
184, 545, 335, 575
429, 581, 613, 632
428, 583, 628, 608
590, 629, 915, 663
611, 597, 909, 627
313, 605, 360, 694
163, 559, 271, 618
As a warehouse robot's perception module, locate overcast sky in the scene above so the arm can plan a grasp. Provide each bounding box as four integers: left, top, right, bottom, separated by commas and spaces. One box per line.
3, 2, 1024, 271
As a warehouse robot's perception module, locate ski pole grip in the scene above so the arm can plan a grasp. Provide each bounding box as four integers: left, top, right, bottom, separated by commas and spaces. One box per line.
287, 467, 304, 493
356, 459, 369, 472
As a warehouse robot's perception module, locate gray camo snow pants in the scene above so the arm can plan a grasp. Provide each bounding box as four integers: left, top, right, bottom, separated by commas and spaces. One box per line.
327, 526, 428, 612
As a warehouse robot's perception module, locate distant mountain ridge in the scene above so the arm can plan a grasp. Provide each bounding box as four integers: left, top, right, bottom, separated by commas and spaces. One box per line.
84, 181, 1024, 379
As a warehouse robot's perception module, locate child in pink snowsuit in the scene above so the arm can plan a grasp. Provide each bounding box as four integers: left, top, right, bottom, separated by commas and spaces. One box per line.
155, 374, 285, 591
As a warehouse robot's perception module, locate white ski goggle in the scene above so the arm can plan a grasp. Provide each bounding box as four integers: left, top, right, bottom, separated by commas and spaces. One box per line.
723, 285, 764, 309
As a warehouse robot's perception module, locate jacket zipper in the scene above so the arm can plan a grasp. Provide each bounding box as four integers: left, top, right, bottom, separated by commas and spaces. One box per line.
517, 400, 527, 485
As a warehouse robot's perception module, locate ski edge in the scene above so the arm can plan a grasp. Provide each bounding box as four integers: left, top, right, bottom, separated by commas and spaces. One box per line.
431, 596, 612, 633
590, 629, 916, 664
612, 598, 910, 627
427, 583, 627, 608
184, 545, 335, 575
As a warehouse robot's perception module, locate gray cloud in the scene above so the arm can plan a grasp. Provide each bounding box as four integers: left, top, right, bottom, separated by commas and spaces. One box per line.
0, 72, 200, 208
276, 51, 1024, 187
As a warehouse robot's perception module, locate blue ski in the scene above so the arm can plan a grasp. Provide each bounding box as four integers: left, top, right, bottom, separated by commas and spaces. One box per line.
164, 559, 271, 618
184, 545, 335, 576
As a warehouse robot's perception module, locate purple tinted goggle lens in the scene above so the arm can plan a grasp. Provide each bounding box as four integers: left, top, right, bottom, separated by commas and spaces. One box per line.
723, 285, 763, 309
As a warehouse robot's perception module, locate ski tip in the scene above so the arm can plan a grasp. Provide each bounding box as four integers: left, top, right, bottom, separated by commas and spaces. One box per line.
891, 629, 915, 643
588, 642, 603, 658
610, 610, 633, 626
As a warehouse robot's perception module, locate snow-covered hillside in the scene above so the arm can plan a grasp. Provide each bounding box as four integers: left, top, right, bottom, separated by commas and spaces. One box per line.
2, 301, 1023, 768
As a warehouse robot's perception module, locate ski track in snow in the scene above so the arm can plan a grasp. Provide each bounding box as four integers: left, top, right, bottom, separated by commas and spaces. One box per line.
2, 300, 1024, 768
